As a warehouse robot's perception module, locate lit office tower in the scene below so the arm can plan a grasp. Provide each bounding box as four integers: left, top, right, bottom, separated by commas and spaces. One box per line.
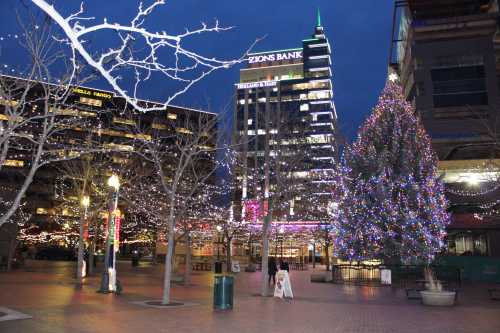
233, 11, 339, 226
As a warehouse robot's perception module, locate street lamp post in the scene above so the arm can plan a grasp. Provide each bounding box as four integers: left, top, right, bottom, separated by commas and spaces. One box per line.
311, 239, 316, 269
99, 174, 120, 293
279, 226, 284, 259
215, 225, 222, 261
77, 195, 90, 287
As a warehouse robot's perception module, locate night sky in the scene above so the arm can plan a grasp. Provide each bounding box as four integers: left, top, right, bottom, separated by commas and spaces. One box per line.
0, 0, 394, 140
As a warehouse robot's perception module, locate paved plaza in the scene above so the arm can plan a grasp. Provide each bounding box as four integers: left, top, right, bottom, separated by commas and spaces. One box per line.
1, 260, 500, 333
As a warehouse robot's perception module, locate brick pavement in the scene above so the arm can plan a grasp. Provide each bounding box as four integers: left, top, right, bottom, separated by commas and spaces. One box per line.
0, 260, 499, 333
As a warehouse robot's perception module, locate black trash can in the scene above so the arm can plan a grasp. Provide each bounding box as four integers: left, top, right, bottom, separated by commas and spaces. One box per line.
213, 275, 234, 310
214, 261, 223, 274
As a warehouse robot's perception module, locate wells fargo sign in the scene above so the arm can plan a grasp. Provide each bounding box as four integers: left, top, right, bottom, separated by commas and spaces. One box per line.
72, 87, 113, 100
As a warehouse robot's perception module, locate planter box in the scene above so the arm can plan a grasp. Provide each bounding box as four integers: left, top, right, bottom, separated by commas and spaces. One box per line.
310, 273, 327, 283
420, 290, 456, 306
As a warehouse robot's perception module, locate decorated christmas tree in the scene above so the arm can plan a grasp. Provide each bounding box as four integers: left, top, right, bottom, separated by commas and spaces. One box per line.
333, 79, 450, 264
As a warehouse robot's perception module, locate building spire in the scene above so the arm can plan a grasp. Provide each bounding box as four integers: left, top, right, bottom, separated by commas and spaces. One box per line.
316, 7, 322, 27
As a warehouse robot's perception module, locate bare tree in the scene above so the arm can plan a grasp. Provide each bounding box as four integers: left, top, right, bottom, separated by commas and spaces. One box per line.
123, 107, 218, 304
30, 0, 255, 112
0, 14, 110, 229
54, 156, 111, 285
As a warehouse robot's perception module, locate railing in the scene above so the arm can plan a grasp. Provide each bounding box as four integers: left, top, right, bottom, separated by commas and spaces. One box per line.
191, 262, 212, 271
332, 264, 462, 287
255, 262, 308, 271
332, 265, 381, 285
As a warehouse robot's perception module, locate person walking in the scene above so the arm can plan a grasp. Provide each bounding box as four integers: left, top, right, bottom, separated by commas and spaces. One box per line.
280, 260, 289, 272
268, 257, 278, 285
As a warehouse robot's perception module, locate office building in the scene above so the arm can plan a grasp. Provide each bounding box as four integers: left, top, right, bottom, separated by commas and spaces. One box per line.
233, 11, 339, 226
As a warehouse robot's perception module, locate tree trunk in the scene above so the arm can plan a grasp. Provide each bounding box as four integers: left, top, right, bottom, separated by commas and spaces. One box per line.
226, 237, 232, 273
325, 241, 330, 271
151, 229, 158, 265
77, 210, 85, 286
172, 238, 177, 273
88, 236, 95, 275
162, 215, 175, 305
260, 216, 271, 296
184, 232, 191, 286
312, 242, 316, 268
6, 238, 17, 272
247, 237, 253, 264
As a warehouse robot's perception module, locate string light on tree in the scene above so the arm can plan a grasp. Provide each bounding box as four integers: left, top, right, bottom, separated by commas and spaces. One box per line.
333, 80, 450, 264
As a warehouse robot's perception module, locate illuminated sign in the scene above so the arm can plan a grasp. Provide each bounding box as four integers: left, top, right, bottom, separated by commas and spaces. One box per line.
236, 80, 277, 90
72, 87, 113, 100
248, 51, 303, 64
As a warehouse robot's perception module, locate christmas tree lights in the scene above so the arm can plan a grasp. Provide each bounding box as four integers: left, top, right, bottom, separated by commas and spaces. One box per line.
333, 81, 450, 264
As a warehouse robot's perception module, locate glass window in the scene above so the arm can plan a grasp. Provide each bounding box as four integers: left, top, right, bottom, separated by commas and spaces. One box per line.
431, 65, 488, 108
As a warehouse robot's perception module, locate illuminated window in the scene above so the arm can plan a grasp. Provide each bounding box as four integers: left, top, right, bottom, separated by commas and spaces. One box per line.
0, 97, 19, 107
152, 122, 167, 130
50, 107, 96, 118
248, 119, 253, 125
2, 159, 24, 167
307, 134, 332, 144
113, 117, 136, 126
176, 127, 193, 135
300, 104, 309, 111
124, 133, 151, 141
104, 143, 134, 151
308, 90, 331, 100
167, 113, 177, 120
79, 97, 102, 107
196, 144, 214, 150
36, 208, 49, 215
112, 156, 130, 164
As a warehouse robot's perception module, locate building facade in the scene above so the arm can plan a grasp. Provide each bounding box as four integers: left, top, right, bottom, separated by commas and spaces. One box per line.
390, 0, 500, 259
0, 74, 216, 260
233, 13, 339, 226
390, 0, 500, 160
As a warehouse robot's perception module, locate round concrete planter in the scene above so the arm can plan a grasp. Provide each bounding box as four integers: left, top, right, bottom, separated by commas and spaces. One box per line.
420, 290, 456, 306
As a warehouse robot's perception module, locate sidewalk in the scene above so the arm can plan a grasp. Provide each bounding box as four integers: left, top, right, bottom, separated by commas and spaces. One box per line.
1, 260, 500, 333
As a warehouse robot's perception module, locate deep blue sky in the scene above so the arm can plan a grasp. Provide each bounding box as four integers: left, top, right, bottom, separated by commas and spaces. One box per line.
0, 0, 394, 140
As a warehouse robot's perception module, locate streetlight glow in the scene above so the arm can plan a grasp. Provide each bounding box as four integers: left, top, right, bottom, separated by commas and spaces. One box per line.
216, 225, 222, 232
107, 174, 120, 190
81, 195, 90, 208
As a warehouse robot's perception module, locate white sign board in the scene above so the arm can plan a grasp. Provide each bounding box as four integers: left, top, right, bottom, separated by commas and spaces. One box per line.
232, 261, 240, 273
235, 80, 277, 90
273, 270, 293, 299
381, 269, 392, 285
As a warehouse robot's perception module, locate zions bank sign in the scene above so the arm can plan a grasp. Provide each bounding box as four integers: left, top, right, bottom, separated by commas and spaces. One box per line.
248, 50, 303, 64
